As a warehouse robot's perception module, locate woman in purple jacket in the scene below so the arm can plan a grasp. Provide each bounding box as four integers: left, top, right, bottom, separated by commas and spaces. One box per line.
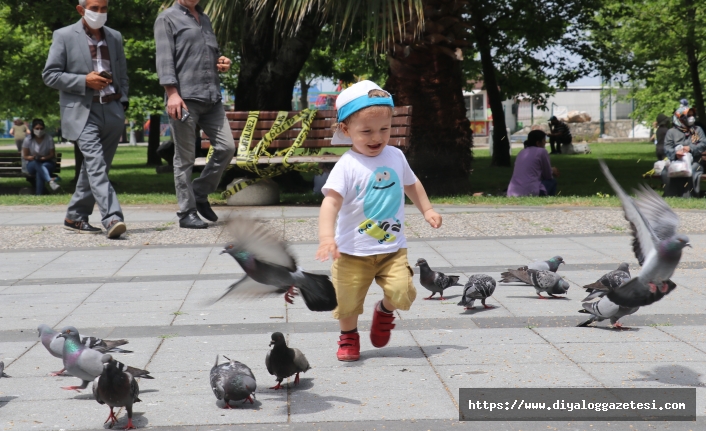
507, 130, 559, 197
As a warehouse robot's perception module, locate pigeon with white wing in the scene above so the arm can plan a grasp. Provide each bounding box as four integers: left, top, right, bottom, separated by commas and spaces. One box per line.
599, 160, 691, 307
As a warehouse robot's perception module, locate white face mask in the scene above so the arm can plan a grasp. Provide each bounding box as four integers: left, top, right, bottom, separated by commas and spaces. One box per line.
687, 116, 695, 126
34, 129, 45, 138
83, 9, 107, 29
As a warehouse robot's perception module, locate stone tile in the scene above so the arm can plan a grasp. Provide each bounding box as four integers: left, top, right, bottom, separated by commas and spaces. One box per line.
558, 341, 706, 363
26, 248, 139, 279
114, 247, 212, 277
0, 251, 65, 280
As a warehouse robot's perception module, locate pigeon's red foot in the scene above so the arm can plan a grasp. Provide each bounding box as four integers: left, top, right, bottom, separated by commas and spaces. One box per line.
660, 282, 670, 293
50, 368, 66, 376
123, 418, 136, 430
548, 294, 563, 299
61, 386, 83, 392
270, 382, 283, 390
244, 395, 254, 404
537, 294, 547, 300
423, 295, 435, 300
613, 322, 626, 329
294, 372, 300, 385
104, 408, 118, 425
222, 401, 235, 409
648, 282, 658, 293
483, 304, 494, 309
284, 286, 298, 304
438, 296, 446, 300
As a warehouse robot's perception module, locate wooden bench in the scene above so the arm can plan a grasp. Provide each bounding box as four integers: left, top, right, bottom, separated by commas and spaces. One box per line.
196, 107, 412, 166
0, 153, 63, 180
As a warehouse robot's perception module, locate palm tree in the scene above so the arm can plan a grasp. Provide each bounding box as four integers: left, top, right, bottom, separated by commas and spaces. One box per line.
205, 0, 473, 193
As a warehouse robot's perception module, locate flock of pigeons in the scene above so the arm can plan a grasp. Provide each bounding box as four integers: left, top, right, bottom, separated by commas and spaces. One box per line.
1, 161, 692, 428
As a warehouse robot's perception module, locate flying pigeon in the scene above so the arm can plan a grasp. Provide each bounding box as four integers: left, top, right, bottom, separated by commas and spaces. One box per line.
600, 160, 691, 307
578, 296, 640, 329
581, 263, 631, 301
93, 354, 147, 430
37, 324, 132, 376
416, 258, 462, 300
214, 217, 337, 312
0, 361, 9, 378
58, 326, 152, 392
458, 274, 496, 309
265, 332, 310, 390
500, 256, 564, 284
210, 355, 257, 408
527, 269, 570, 299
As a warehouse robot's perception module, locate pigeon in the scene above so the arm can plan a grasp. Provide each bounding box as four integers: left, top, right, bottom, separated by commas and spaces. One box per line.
578, 296, 640, 329
599, 160, 691, 307
527, 269, 570, 299
210, 355, 257, 408
416, 258, 462, 300
457, 274, 496, 309
500, 256, 565, 284
0, 361, 9, 378
265, 332, 310, 390
581, 263, 631, 301
214, 217, 337, 312
37, 324, 132, 376
93, 354, 148, 430
58, 326, 151, 392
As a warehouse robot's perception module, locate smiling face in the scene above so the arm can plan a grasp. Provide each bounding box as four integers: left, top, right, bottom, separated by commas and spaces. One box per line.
340, 107, 392, 157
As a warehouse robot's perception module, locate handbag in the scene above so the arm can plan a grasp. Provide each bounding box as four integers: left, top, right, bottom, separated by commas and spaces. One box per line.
668, 152, 693, 178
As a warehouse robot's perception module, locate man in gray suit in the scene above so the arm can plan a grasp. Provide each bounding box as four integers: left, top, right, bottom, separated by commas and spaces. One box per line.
43, 0, 128, 238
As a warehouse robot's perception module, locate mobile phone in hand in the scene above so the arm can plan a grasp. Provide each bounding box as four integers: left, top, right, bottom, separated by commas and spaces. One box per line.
98, 71, 112, 80
180, 108, 191, 123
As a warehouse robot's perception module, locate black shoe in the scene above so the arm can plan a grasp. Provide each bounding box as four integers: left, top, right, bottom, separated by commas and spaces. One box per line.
196, 200, 218, 222
179, 213, 208, 229
64, 218, 101, 234
107, 220, 127, 239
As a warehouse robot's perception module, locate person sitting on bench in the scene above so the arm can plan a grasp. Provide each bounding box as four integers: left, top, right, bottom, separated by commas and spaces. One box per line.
507, 130, 559, 197
547, 116, 572, 154
22, 118, 59, 195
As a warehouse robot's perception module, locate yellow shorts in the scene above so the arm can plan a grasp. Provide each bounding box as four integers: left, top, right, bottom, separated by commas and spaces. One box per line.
331, 248, 417, 320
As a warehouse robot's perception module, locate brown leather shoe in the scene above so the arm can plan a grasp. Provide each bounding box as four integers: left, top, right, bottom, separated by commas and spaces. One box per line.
107, 220, 126, 239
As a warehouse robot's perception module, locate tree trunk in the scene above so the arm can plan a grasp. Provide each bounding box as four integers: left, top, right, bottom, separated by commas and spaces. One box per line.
235, 8, 322, 111
385, 48, 473, 195
147, 113, 161, 166
471, 15, 510, 167
299, 77, 310, 109
685, 0, 705, 120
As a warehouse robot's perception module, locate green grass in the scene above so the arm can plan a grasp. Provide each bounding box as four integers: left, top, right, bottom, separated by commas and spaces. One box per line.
2, 141, 705, 209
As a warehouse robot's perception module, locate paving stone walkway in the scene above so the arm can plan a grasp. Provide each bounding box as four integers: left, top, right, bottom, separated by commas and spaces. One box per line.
1, 204, 706, 431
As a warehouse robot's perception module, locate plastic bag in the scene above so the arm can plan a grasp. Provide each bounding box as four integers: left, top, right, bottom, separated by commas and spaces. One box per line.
668, 153, 693, 177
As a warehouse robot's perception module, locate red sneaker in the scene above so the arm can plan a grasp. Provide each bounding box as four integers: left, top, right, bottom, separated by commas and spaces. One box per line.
370, 301, 396, 348
337, 332, 360, 361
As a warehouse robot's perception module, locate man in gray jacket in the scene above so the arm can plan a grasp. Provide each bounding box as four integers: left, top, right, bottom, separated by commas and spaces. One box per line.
43, 0, 127, 238
154, 0, 235, 229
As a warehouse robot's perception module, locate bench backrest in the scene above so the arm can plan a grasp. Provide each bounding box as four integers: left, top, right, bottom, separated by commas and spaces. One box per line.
201, 106, 412, 150
0, 152, 63, 177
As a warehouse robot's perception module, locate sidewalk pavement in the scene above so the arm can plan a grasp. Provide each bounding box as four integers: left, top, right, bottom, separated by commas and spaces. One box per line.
1, 204, 706, 431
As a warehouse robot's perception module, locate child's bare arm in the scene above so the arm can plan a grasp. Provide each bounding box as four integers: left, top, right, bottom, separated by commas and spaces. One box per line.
316, 191, 343, 261
404, 180, 442, 228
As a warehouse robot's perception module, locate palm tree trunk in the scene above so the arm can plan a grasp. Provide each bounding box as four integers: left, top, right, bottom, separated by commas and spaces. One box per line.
299, 77, 310, 109
235, 8, 322, 111
385, 26, 473, 193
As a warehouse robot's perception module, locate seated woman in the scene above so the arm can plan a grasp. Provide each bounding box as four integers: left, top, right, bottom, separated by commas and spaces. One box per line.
661, 103, 706, 197
507, 130, 559, 197
22, 119, 59, 195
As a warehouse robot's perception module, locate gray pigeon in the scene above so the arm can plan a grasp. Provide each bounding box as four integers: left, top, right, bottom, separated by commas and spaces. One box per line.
527, 269, 570, 298
37, 324, 132, 376
93, 354, 147, 430
578, 297, 640, 329
210, 355, 257, 408
416, 258, 462, 300
500, 256, 565, 284
215, 217, 337, 312
265, 332, 310, 390
600, 160, 691, 307
0, 361, 9, 378
581, 263, 631, 301
458, 274, 496, 309
58, 326, 151, 392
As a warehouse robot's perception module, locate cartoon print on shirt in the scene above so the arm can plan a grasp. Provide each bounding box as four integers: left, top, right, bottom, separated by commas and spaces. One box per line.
355, 167, 403, 244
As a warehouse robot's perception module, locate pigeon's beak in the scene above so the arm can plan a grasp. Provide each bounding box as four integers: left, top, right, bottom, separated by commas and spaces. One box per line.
269, 341, 274, 346
686, 243, 692, 248
219, 249, 227, 255
57, 333, 66, 339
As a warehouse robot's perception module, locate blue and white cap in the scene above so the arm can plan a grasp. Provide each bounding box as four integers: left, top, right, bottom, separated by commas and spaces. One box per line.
331, 80, 394, 145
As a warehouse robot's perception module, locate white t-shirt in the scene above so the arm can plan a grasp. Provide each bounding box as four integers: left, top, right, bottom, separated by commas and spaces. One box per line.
322, 146, 417, 256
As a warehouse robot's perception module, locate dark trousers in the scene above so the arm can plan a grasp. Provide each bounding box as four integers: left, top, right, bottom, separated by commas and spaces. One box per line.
550, 135, 572, 153
540, 178, 557, 196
